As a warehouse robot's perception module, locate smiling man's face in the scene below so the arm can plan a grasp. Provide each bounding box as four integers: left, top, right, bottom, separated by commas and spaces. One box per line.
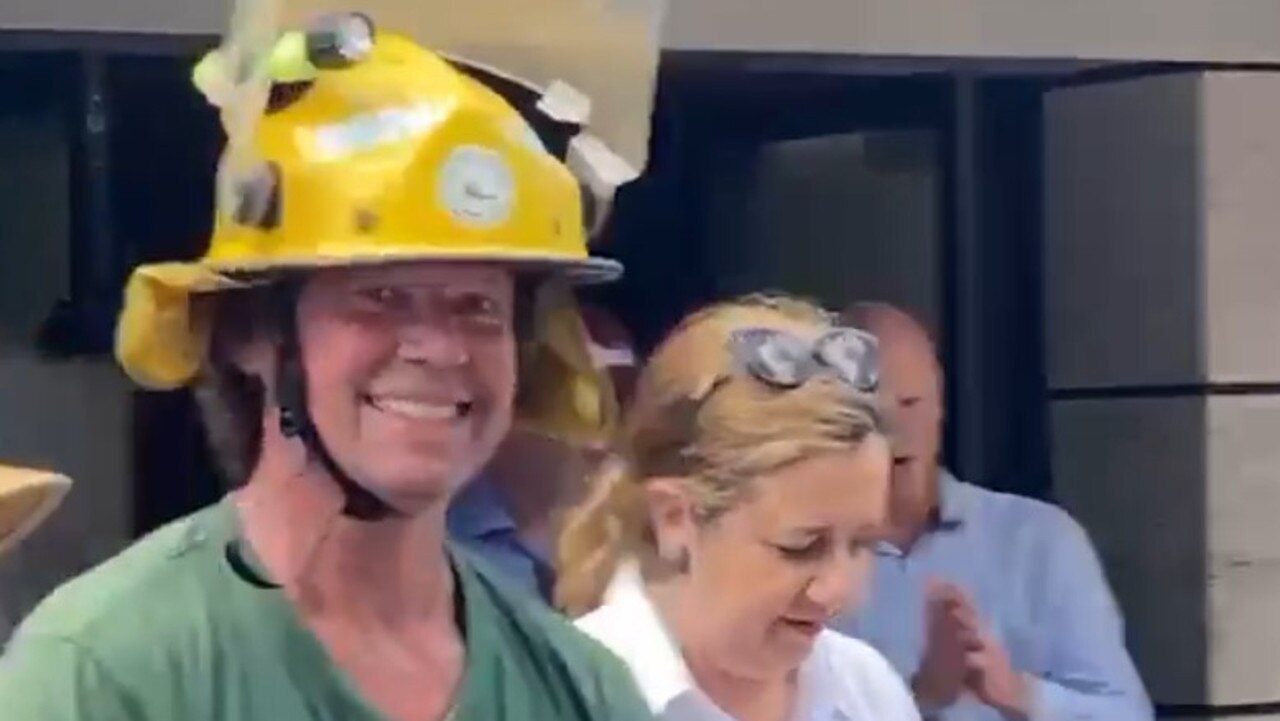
294, 262, 517, 512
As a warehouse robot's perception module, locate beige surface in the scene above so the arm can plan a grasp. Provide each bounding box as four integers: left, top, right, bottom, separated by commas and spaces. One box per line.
1201, 74, 1280, 382
12, 0, 1280, 63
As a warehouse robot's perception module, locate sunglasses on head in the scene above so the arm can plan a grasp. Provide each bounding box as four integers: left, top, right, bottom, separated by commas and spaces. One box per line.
728, 326, 879, 393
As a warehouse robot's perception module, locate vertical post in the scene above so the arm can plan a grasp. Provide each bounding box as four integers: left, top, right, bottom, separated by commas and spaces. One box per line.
38, 51, 117, 356
79, 52, 117, 299
949, 74, 986, 483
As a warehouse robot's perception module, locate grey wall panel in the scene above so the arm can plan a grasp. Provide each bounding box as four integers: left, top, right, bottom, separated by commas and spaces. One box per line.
1051, 396, 1205, 705
1043, 74, 1204, 390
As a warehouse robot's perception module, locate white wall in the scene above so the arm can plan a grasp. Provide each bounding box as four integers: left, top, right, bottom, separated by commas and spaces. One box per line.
7, 0, 1280, 63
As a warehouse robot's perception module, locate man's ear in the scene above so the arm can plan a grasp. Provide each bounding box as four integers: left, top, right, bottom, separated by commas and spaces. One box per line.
229, 336, 276, 384
201, 290, 281, 386
643, 477, 697, 566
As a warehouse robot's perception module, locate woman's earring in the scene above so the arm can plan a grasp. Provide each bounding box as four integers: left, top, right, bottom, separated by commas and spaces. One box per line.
661, 545, 690, 574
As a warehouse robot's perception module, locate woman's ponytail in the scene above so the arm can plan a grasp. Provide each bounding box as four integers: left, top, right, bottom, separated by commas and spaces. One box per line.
554, 457, 645, 616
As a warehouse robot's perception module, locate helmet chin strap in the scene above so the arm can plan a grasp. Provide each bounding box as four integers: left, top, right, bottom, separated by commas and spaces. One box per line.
271, 282, 397, 522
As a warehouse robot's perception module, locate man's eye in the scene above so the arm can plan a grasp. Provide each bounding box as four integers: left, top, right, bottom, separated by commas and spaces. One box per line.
450, 293, 508, 326
354, 286, 412, 313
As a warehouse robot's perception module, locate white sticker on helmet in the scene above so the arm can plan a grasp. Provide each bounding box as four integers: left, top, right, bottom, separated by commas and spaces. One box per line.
437, 145, 516, 228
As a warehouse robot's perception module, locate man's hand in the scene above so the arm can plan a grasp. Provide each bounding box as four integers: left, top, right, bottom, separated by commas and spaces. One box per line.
964, 626, 1031, 720
912, 580, 983, 712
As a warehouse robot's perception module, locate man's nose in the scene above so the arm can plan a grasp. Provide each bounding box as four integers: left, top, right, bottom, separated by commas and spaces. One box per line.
395, 316, 470, 367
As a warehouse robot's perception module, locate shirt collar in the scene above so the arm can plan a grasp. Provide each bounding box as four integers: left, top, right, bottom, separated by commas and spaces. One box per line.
446, 475, 518, 541
597, 561, 696, 713
593, 561, 848, 720
874, 470, 973, 557
936, 470, 975, 527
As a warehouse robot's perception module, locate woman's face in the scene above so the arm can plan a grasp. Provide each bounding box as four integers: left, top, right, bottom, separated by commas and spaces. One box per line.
660, 436, 891, 680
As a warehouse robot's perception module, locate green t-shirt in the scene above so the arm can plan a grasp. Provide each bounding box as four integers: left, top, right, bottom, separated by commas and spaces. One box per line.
0, 498, 653, 721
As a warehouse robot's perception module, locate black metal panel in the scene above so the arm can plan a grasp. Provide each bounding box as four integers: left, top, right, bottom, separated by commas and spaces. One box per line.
36, 53, 121, 356
942, 75, 1052, 498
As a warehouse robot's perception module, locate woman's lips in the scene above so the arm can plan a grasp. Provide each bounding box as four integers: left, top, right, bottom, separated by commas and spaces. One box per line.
779, 617, 824, 637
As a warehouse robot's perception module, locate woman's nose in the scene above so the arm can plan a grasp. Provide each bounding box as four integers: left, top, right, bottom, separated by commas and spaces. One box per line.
806, 554, 864, 615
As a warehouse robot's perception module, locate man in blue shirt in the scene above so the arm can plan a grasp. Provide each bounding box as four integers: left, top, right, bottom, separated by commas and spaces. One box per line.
448, 304, 637, 601
834, 303, 1152, 721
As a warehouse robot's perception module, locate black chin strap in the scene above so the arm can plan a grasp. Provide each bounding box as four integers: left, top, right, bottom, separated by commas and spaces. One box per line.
272, 282, 396, 521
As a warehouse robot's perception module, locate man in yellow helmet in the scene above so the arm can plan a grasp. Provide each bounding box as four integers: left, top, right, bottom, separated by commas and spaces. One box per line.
0, 7, 660, 720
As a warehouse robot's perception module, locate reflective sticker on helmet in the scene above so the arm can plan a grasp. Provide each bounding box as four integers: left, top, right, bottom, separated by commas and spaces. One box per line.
437, 145, 516, 228
305, 103, 448, 161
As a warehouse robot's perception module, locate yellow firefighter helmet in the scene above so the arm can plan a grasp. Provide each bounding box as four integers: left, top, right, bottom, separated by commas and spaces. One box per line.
115, 1, 665, 445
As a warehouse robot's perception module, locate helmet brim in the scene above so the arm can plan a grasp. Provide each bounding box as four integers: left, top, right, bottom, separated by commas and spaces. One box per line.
115, 250, 622, 392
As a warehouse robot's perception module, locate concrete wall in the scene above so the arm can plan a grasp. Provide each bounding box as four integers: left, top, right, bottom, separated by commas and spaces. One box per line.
1044, 72, 1280, 707
0, 114, 133, 639
8, 0, 1280, 63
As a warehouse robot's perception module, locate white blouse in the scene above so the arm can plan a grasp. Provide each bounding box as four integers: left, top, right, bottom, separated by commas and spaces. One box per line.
575, 561, 921, 721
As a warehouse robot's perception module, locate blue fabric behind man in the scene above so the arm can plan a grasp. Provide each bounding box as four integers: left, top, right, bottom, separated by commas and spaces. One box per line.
447, 475, 554, 601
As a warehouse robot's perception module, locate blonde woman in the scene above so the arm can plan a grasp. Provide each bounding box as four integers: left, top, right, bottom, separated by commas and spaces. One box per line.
557, 294, 920, 721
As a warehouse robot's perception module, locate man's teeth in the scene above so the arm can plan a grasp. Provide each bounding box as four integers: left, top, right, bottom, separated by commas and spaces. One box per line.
370, 398, 459, 420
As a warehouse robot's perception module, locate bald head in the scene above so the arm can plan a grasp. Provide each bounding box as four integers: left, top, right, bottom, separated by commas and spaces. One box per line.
842, 302, 936, 358
841, 302, 943, 544
842, 303, 940, 390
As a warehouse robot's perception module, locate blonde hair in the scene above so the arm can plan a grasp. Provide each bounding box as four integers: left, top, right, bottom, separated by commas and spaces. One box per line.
554, 293, 885, 615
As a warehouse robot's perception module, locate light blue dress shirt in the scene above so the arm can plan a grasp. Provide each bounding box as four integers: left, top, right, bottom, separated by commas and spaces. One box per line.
832, 472, 1153, 721
446, 475, 554, 601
